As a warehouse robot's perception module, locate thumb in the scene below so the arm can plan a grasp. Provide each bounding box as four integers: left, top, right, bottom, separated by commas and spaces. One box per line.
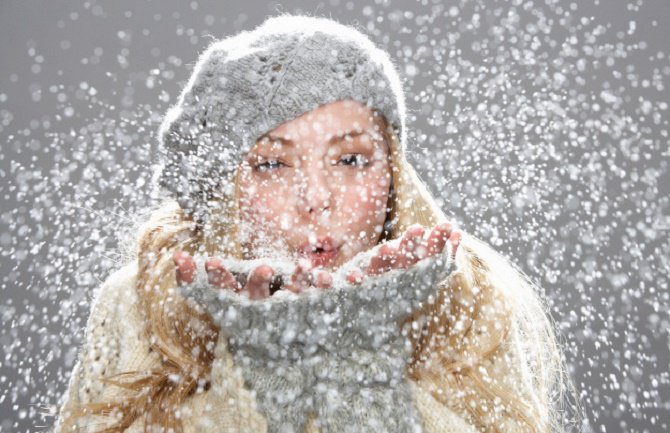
173, 250, 196, 285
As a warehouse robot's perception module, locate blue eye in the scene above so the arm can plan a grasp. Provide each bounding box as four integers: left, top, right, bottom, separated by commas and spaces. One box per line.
339, 154, 369, 167
254, 159, 285, 172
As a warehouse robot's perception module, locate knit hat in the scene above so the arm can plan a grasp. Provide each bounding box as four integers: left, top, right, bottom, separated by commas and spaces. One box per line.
152, 14, 407, 223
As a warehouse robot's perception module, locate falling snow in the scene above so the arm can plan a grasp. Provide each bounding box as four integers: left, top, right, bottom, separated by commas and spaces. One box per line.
0, 1, 668, 433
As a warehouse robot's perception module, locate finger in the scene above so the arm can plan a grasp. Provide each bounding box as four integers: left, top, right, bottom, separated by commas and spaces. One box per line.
314, 270, 333, 289
398, 225, 426, 267
384, 243, 401, 269
173, 250, 195, 285
205, 257, 240, 291
366, 243, 397, 276
285, 259, 313, 294
449, 230, 462, 260
425, 222, 452, 257
346, 268, 365, 285
242, 265, 273, 300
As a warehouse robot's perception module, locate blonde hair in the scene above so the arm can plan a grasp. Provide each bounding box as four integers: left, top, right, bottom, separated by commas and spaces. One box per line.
63, 118, 581, 433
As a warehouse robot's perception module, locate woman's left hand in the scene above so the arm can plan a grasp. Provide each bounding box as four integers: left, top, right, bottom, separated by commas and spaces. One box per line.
344, 222, 461, 285
280, 222, 462, 289
253, 222, 461, 292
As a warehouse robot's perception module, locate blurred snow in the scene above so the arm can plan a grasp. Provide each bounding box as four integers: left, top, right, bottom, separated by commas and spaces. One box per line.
0, 1, 668, 432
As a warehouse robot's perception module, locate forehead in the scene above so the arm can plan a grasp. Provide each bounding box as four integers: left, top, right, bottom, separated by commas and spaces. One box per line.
258, 100, 385, 143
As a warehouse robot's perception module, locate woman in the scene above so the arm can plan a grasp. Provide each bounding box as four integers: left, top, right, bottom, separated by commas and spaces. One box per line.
54, 13, 578, 433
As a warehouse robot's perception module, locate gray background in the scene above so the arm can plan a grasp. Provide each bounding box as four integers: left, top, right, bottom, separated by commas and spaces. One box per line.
1, 0, 668, 432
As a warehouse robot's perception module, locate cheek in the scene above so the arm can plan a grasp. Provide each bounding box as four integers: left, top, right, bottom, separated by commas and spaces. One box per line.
239, 179, 273, 220
239, 177, 295, 229
337, 170, 390, 226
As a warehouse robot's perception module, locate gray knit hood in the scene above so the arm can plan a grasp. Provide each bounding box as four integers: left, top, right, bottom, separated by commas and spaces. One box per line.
152, 14, 407, 223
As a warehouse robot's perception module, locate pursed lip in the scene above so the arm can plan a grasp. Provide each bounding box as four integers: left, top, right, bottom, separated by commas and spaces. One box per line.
297, 236, 341, 268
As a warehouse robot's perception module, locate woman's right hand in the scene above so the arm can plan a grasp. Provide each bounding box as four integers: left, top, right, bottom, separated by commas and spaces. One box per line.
173, 252, 333, 300
174, 251, 268, 299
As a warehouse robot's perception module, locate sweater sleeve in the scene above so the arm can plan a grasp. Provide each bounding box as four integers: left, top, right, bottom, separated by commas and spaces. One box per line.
53, 260, 145, 433
410, 381, 480, 433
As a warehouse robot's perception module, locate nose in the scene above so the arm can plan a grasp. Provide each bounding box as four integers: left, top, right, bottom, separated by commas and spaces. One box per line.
296, 168, 332, 217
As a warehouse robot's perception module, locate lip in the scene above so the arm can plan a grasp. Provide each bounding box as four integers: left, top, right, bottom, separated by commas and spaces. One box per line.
298, 236, 341, 268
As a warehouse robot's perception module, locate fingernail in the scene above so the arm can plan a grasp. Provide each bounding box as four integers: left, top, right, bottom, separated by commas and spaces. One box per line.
208, 269, 222, 285
438, 222, 452, 231
316, 271, 333, 288
347, 269, 364, 284
258, 266, 274, 281
173, 250, 184, 264
409, 223, 424, 232
205, 257, 220, 271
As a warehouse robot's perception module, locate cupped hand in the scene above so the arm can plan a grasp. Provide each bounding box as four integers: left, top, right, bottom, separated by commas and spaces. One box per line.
173, 221, 461, 300
173, 251, 272, 300
173, 252, 333, 300
345, 221, 461, 285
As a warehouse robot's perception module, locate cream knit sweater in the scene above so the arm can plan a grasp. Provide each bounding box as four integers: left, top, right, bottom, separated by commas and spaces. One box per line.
53, 258, 534, 433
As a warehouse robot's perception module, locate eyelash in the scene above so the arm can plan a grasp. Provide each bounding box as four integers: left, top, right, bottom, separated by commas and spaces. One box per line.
254, 160, 286, 172
339, 154, 369, 167
253, 154, 369, 172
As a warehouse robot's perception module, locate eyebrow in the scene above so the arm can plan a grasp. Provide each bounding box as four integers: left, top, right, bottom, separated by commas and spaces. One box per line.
260, 128, 377, 146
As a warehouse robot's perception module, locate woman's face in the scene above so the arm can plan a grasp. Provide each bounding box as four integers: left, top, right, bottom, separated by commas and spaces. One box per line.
237, 99, 393, 270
